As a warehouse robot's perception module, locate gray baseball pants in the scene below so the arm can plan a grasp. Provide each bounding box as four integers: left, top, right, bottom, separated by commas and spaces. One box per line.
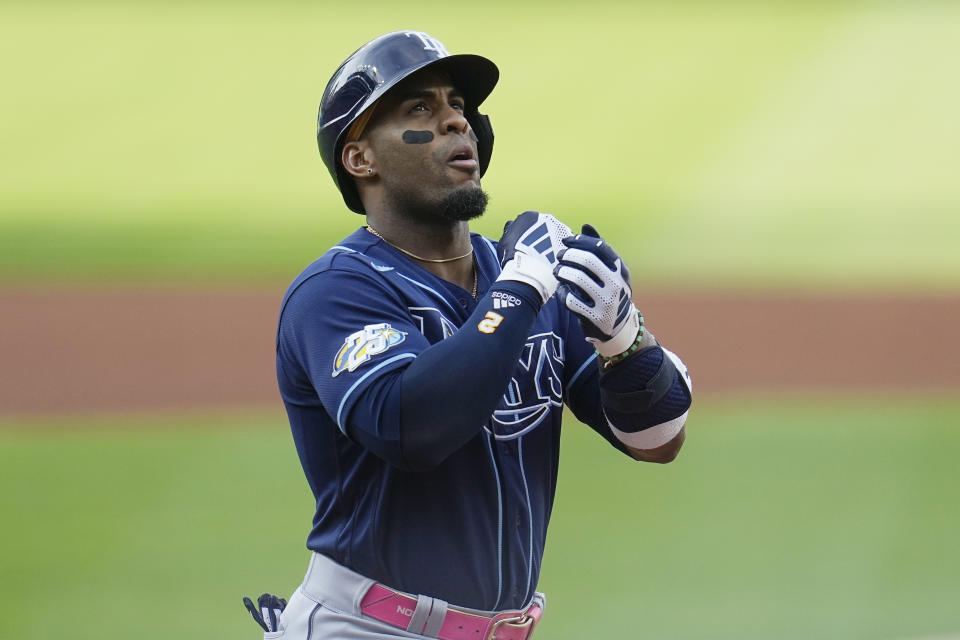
262, 552, 545, 640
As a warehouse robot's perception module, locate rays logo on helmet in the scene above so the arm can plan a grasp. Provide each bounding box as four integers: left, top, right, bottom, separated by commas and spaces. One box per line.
486, 332, 564, 440
404, 31, 450, 56
332, 323, 407, 377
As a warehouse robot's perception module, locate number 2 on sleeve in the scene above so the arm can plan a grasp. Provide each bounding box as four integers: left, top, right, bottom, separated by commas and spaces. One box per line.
477, 311, 504, 334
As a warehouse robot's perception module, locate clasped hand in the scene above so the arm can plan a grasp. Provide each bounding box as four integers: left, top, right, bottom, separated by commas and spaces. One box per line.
554, 224, 641, 357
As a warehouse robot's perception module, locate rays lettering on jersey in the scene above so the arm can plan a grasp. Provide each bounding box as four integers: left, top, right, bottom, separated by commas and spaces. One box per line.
486, 332, 564, 440
332, 323, 407, 377
408, 307, 457, 342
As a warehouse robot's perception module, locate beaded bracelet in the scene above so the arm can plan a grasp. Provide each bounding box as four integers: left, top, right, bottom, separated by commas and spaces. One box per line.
599, 312, 645, 367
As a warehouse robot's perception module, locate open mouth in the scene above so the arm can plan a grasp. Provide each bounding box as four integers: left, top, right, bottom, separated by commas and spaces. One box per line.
448, 146, 478, 172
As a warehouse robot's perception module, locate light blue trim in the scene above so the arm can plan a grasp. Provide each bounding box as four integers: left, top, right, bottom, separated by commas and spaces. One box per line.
490, 405, 550, 441
518, 437, 535, 602
329, 245, 357, 253
481, 237, 500, 270
484, 432, 504, 608
335, 352, 416, 433
566, 353, 598, 394
395, 272, 460, 316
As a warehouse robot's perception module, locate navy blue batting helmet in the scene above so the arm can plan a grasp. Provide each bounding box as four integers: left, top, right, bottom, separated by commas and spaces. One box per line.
317, 31, 499, 214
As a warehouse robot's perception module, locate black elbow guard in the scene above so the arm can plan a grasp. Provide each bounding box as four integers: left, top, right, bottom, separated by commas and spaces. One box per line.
599, 346, 677, 415
599, 346, 692, 433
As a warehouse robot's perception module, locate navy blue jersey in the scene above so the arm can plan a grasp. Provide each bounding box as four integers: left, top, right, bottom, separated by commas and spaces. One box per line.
276, 228, 623, 611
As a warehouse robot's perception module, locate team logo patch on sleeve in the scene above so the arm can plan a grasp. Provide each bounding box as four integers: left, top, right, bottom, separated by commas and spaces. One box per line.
332, 323, 407, 377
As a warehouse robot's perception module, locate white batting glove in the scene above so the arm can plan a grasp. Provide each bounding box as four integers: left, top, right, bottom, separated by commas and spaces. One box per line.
496, 211, 573, 303
554, 224, 641, 357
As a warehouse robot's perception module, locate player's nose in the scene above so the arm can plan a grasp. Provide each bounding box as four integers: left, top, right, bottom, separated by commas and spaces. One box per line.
440, 105, 469, 136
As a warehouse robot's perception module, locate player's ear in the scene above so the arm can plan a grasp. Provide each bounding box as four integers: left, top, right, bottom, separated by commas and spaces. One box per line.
341, 141, 376, 180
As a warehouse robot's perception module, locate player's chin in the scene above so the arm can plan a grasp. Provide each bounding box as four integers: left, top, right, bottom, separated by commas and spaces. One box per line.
439, 184, 488, 222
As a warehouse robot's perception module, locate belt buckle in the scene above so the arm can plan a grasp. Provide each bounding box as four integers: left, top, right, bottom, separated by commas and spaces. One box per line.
488, 612, 534, 640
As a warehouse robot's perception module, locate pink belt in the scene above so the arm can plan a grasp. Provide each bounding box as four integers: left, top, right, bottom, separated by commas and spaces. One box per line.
359, 583, 543, 640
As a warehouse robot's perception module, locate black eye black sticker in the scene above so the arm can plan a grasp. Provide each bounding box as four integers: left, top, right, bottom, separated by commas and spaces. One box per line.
402, 130, 434, 144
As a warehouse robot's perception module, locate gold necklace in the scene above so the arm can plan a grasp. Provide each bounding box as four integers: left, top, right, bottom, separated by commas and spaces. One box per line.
367, 225, 477, 299
365, 225, 474, 263
470, 257, 478, 299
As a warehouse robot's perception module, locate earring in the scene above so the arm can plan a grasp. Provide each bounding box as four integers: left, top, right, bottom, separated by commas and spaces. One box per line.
366, 168, 373, 174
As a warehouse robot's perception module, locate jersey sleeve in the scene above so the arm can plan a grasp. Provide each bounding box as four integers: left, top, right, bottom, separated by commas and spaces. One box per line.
278, 258, 546, 471
277, 266, 431, 435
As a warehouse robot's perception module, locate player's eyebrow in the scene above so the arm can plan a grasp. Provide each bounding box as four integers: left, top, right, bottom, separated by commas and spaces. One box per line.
397, 88, 464, 103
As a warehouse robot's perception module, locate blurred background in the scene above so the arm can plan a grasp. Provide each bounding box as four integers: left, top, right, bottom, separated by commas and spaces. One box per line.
1, 1, 958, 638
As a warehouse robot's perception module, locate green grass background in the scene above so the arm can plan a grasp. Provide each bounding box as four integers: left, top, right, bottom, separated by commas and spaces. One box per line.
2, 1, 958, 289
2, 396, 958, 639
2, 2, 959, 639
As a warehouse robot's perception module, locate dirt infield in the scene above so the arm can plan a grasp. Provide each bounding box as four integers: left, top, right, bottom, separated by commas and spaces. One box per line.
1, 286, 958, 415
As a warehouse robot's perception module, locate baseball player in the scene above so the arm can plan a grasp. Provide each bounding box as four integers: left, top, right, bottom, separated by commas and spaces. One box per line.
245, 30, 692, 639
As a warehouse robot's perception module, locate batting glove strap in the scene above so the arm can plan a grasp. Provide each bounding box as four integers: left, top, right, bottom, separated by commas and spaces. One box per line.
496, 252, 559, 304
593, 309, 642, 358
